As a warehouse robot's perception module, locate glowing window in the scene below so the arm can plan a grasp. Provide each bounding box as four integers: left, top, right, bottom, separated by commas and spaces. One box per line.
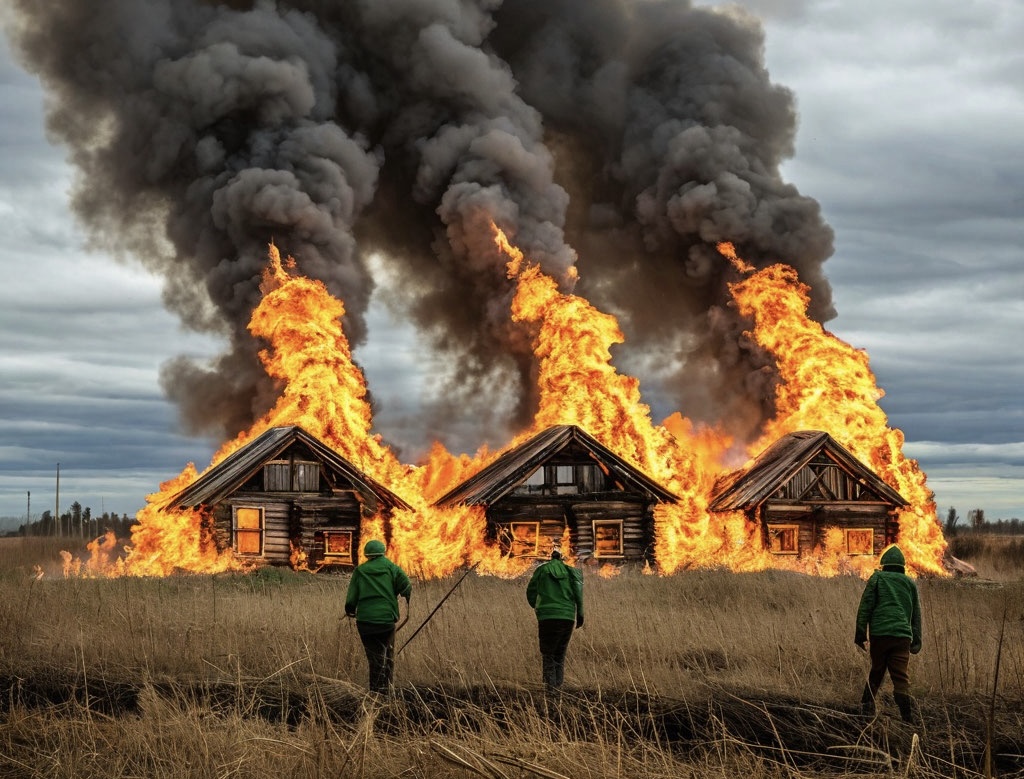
234, 507, 264, 556
846, 528, 874, 555
507, 522, 540, 557
768, 524, 799, 555
323, 530, 353, 560
593, 520, 624, 558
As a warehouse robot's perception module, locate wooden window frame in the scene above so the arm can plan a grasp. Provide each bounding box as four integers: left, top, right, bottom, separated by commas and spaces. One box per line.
519, 463, 604, 496
767, 523, 800, 555
592, 519, 624, 559
543, 464, 575, 495
845, 528, 874, 556
233, 506, 265, 556
507, 522, 541, 558
322, 529, 354, 562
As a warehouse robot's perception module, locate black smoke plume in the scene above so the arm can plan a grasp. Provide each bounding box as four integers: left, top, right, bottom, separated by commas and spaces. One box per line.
4, 0, 833, 457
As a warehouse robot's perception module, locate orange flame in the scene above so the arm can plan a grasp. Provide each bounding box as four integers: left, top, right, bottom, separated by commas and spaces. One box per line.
497, 228, 719, 573
720, 241, 946, 575
74, 235, 946, 580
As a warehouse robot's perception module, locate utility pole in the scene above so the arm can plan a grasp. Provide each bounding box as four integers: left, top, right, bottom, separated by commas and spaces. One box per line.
26, 491, 30, 535
55, 463, 60, 538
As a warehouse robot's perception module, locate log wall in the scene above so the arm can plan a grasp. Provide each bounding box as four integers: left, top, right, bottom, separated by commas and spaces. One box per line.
212, 491, 366, 567
571, 502, 652, 562
488, 497, 654, 563
762, 502, 899, 558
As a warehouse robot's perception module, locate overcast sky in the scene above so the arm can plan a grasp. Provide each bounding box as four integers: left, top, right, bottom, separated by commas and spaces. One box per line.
1, 0, 1021, 525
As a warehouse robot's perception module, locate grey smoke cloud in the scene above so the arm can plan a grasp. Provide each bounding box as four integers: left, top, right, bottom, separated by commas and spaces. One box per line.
4, 0, 833, 455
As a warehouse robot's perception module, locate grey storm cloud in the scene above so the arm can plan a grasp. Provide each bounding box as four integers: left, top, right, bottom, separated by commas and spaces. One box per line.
3, 0, 834, 453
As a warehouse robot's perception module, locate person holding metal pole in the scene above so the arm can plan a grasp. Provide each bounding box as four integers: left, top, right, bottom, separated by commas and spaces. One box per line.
526, 547, 584, 694
854, 544, 922, 723
344, 540, 411, 694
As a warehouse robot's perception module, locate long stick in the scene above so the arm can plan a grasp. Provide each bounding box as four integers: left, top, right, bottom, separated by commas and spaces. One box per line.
397, 561, 480, 655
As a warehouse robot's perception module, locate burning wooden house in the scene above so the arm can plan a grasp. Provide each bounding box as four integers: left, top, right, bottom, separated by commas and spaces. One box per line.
708, 430, 908, 558
434, 425, 678, 565
168, 425, 409, 569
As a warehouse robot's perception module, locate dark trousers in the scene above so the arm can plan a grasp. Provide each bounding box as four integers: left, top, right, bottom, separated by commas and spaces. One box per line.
867, 635, 912, 695
356, 621, 396, 693
538, 619, 575, 691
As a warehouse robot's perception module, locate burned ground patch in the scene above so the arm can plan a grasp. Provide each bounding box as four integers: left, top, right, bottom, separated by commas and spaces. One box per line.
1, 673, 1021, 776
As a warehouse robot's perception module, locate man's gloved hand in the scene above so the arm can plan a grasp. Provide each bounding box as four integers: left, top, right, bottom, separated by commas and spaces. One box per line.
345, 607, 356, 618
575, 615, 584, 629
910, 641, 921, 655
854, 630, 867, 650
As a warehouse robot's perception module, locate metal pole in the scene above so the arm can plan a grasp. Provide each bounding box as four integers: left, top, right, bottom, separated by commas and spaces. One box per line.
397, 561, 480, 656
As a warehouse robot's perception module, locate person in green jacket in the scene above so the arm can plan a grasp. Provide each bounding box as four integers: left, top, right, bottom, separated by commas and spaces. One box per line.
526, 548, 584, 693
855, 544, 923, 723
344, 539, 412, 694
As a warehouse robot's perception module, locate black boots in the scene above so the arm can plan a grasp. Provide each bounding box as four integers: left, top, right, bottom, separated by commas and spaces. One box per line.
860, 684, 876, 716
894, 692, 919, 725
860, 686, 919, 725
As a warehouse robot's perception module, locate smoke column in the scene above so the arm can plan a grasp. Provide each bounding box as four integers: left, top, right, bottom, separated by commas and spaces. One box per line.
4, 0, 833, 456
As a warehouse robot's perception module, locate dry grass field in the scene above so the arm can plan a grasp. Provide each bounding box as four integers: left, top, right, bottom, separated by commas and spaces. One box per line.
1, 535, 1022, 778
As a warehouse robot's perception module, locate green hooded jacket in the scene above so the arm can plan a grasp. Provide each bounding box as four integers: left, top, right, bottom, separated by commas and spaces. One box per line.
526, 558, 584, 622
344, 555, 412, 625
855, 545, 922, 650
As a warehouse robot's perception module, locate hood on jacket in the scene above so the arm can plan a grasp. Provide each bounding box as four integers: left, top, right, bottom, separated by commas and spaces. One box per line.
363, 539, 386, 558
880, 544, 905, 571
544, 558, 569, 579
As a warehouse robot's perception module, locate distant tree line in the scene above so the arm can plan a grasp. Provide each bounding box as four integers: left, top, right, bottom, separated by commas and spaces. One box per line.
14, 501, 136, 539
943, 507, 1023, 536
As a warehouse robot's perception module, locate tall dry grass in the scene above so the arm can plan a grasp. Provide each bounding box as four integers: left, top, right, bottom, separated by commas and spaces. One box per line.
950, 533, 1024, 581
1, 536, 1022, 778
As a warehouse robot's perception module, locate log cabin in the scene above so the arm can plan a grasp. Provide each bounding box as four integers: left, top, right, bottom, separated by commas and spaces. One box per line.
708, 430, 908, 559
168, 425, 409, 569
434, 425, 678, 566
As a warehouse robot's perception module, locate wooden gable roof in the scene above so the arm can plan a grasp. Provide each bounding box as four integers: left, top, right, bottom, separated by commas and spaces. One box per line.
434, 424, 679, 506
168, 425, 410, 512
708, 430, 908, 512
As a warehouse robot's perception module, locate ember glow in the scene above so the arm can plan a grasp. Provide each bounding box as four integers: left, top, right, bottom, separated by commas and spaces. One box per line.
76, 236, 946, 579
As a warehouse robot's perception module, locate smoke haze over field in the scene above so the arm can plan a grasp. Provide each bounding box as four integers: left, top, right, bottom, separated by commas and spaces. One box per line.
3, 0, 833, 457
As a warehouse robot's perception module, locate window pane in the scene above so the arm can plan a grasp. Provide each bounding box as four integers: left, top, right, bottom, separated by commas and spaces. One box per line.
593, 521, 623, 557
769, 525, 799, 554
780, 529, 796, 552
236, 530, 262, 555
324, 531, 352, 557
556, 465, 574, 484
846, 529, 873, 555
509, 523, 539, 557
235, 507, 263, 555
524, 468, 545, 486
579, 464, 602, 493
236, 507, 262, 529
